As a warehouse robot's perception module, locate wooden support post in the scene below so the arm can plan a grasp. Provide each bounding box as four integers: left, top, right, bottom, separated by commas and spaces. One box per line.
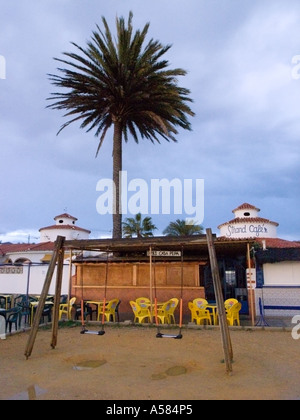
206, 228, 233, 374
51, 241, 65, 349
247, 243, 255, 326
24, 236, 65, 359
149, 246, 153, 323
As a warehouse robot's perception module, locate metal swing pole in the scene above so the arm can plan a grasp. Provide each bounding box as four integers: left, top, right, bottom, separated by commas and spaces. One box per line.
67, 249, 73, 316
149, 246, 153, 323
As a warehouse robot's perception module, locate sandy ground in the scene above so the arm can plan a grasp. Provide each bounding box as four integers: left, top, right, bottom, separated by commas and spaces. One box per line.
0, 323, 300, 401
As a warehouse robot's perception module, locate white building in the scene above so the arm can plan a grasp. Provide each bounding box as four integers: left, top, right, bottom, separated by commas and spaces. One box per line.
218, 203, 300, 318
218, 203, 279, 239
0, 213, 90, 297
39, 213, 91, 242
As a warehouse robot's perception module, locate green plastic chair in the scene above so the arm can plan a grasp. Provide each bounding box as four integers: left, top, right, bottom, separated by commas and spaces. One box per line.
6, 307, 21, 333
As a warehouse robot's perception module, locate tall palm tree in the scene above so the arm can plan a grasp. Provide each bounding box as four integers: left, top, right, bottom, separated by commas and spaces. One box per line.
122, 213, 157, 238
163, 219, 204, 236
47, 12, 194, 238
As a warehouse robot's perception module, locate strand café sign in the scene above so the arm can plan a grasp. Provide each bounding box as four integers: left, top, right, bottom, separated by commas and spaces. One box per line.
225, 223, 269, 238
220, 221, 277, 239
147, 250, 181, 257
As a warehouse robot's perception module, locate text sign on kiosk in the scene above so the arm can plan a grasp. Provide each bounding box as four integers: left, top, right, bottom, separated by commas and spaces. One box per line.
246, 268, 256, 288
147, 250, 181, 257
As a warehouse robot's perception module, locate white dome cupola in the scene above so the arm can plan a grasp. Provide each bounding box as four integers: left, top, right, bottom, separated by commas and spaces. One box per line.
54, 213, 77, 226
39, 213, 91, 242
232, 203, 260, 219
218, 203, 279, 239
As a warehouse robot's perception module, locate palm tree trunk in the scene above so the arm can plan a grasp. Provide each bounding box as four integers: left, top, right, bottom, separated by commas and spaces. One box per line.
112, 121, 122, 238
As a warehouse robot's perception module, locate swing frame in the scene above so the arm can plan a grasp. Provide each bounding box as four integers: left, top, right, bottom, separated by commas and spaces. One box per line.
24, 232, 235, 375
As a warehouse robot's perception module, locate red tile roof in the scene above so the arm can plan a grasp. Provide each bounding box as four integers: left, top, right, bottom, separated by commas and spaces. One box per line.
232, 203, 260, 212
54, 213, 78, 221
256, 238, 300, 249
217, 236, 300, 248
0, 241, 54, 254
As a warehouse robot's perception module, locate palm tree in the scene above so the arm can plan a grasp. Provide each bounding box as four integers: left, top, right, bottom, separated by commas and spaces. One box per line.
122, 213, 157, 238
47, 12, 194, 238
163, 219, 204, 236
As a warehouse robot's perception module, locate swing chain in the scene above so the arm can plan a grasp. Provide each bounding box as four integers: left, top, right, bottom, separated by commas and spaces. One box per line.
153, 244, 184, 339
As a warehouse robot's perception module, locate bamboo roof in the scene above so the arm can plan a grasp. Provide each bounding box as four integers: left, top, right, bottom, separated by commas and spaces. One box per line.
63, 234, 252, 258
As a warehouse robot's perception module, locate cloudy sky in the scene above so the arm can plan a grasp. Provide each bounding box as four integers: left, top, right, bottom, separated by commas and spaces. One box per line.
1, 0, 300, 243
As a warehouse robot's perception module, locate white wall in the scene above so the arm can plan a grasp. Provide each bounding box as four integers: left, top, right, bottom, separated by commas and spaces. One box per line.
263, 261, 300, 286
255, 287, 300, 317
40, 228, 89, 242
7, 251, 51, 264
0, 264, 74, 296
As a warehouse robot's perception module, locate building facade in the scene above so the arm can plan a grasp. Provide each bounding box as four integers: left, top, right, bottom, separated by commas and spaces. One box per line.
218, 203, 300, 318
0, 213, 90, 296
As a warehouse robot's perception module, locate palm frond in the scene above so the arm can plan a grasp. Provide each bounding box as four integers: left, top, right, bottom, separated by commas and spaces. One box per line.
47, 11, 194, 148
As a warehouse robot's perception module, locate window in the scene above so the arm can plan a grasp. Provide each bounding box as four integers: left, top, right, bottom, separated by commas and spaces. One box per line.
225, 270, 236, 287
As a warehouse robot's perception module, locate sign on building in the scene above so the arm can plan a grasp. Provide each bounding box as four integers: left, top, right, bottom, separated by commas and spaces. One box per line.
146, 250, 181, 257
246, 268, 256, 288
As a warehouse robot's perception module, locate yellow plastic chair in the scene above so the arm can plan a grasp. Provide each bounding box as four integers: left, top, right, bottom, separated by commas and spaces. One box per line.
193, 298, 209, 309
224, 298, 238, 310
226, 302, 242, 326
129, 300, 151, 323
155, 299, 179, 324
193, 298, 216, 324
165, 298, 179, 324
155, 300, 172, 324
136, 297, 151, 308
97, 298, 120, 322
188, 302, 211, 325
59, 297, 76, 320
